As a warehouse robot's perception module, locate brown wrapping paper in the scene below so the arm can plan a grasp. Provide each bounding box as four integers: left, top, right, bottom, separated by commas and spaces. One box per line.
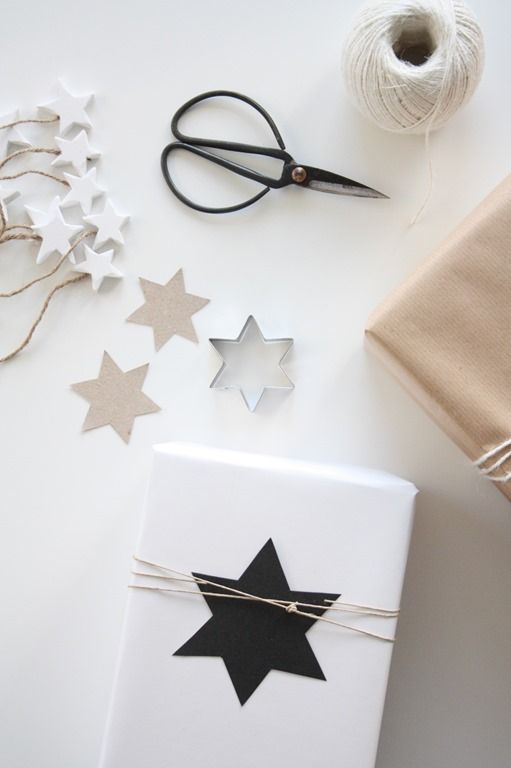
366, 174, 511, 501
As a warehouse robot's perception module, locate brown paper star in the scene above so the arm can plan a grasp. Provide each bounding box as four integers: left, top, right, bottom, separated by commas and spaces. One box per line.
72, 352, 160, 443
127, 269, 210, 350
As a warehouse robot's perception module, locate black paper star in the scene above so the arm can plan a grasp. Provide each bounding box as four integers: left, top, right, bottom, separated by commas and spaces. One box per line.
174, 539, 340, 704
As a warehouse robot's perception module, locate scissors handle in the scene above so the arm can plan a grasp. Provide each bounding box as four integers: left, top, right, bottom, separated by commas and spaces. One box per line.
162, 89, 387, 213
171, 90, 290, 158
162, 90, 295, 213
161, 142, 274, 214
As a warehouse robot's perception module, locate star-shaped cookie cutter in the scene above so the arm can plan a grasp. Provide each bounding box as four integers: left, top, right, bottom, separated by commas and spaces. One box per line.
209, 315, 294, 412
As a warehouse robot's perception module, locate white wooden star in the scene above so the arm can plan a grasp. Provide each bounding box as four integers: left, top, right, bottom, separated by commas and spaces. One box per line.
26, 196, 61, 227
52, 130, 100, 176
61, 168, 103, 214
83, 199, 129, 248
26, 197, 83, 264
40, 81, 93, 135
0, 110, 31, 158
0, 183, 20, 224
74, 244, 123, 291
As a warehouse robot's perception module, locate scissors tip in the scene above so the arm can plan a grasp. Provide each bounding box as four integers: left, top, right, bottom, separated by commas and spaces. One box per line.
307, 174, 389, 200
368, 188, 390, 200
351, 183, 389, 199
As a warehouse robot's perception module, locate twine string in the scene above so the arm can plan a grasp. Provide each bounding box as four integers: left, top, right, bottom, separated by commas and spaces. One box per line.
0, 230, 92, 297
0, 112, 103, 363
1, 221, 41, 244
475, 437, 511, 467
343, 0, 484, 134
3, 224, 34, 232
0, 146, 60, 171
478, 448, 511, 476
0, 169, 68, 186
0, 231, 94, 363
0, 116, 59, 130
131, 556, 399, 643
474, 438, 511, 483
343, 0, 484, 224
131, 567, 399, 617
0, 253, 66, 297
0, 233, 41, 244
0, 200, 7, 237
0, 145, 67, 192
406, 1, 457, 226
0, 273, 87, 363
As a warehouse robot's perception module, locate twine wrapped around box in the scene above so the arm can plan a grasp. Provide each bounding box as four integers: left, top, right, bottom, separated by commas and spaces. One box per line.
366, 174, 511, 501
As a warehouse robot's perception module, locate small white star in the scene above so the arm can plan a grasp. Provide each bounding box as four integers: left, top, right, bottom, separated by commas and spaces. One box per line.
74, 244, 123, 291
83, 199, 129, 248
40, 81, 93, 135
25, 196, 61, 227
26, 197, 83, 264
61, 168, 103, 214
52, 130, 100, 176
0, 110, 31, 158
0, 183, 20, 224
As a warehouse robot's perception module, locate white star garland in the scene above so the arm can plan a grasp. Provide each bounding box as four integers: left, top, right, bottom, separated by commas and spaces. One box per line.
2, 81, 128, 279
0, 80, 130, 362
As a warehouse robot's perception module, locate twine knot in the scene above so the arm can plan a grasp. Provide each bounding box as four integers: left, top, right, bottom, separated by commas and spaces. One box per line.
285, 602, 298, 614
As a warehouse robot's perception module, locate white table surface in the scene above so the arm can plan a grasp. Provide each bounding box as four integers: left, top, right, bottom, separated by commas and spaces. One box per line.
1, 1, 510, 766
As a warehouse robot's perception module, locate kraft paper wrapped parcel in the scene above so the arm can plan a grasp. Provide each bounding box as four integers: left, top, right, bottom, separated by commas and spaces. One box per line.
367, 174, 511, 500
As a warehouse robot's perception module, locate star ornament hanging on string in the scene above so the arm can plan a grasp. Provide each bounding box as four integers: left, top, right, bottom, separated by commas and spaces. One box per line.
83, 199, 129, 248
127, 269, 210, 350
40, 81, 93, 135
74, 244, 123, 291
210, 315, 293, 411
26, 197, 83, 264
174, 539, 340, 705
61, 167, 104, 214
72, 352, 160, 443
52, 130, 100, 176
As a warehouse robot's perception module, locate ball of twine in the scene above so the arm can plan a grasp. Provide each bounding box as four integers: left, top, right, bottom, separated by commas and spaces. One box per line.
343, 0, 484, 133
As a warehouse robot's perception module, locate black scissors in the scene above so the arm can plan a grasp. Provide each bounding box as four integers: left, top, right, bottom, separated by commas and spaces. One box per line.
161, 90, 387, 214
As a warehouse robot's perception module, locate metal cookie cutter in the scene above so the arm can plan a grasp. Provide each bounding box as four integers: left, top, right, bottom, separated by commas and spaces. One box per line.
209, 315, 293, 412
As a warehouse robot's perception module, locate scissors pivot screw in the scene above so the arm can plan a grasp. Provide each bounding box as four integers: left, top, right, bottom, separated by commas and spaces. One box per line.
291, 166, 307, 184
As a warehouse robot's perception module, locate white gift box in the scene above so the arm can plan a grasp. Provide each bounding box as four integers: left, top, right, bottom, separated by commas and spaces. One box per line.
100, 443, 416, 768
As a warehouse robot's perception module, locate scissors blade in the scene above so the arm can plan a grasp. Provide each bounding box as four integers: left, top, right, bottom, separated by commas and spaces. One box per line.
301, 165, 388, 199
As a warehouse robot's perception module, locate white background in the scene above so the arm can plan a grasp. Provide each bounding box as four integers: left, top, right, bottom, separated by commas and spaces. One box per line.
1, 1, 510, 767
